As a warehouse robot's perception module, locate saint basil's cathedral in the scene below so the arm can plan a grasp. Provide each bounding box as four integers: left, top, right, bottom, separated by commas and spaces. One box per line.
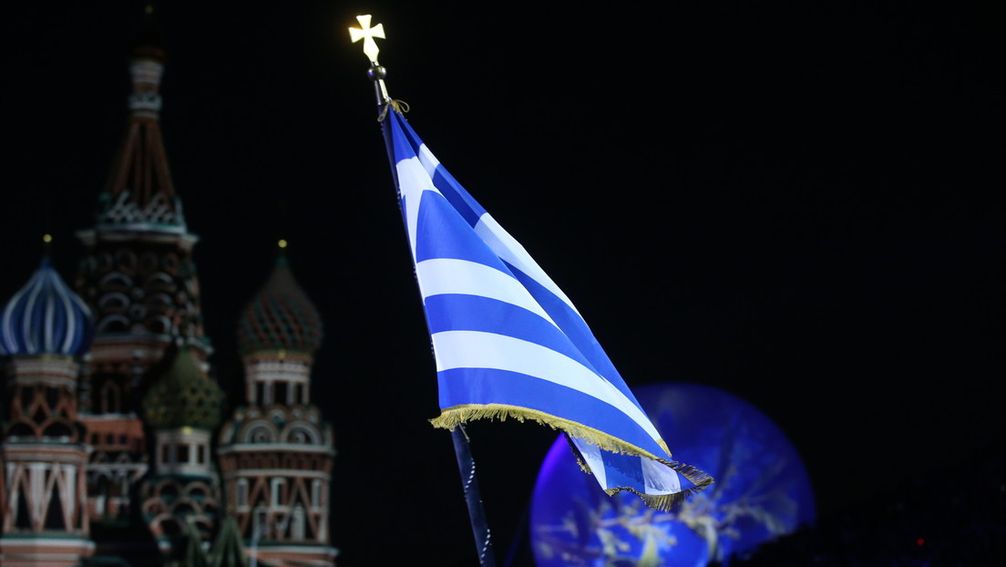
0, 18, 338, 567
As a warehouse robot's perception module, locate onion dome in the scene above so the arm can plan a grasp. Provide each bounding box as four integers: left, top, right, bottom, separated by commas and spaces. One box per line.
0, 257, 92, 357
142, 346, 223, 430
236, 253, 323, 356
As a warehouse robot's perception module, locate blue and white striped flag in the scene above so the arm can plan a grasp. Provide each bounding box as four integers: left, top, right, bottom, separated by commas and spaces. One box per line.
384, 109, 712, 509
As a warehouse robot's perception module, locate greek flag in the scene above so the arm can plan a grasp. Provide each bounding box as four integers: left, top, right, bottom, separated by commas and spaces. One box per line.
384, 110, 712, 509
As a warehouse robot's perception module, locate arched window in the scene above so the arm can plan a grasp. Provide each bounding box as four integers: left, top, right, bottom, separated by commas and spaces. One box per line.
96, 315, 130, 333
98, 292, 130, 312
244, 424, 274, 444
7, 421, 37, 439
144, 272, 175, 291
42, 421, 74, 439
158, 482, 179, 500
99, 272, 133, 291
101, 381, 121, 413
285, 425, 319, 445
147, 314, 172, 335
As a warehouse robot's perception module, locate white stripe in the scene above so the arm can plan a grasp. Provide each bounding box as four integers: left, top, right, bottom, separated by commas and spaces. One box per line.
573, 437, 681, 495
395, 155, 442, 258
417, 143, 440, 174
21, 272, 45, 353
413, 140, 578, 317
570, 437, 608, 489
44, 280, 55, 353
54, 274, 77, 354
415, 258, 558, 328
432, 330, 662, 443
474, 213, 582, 318
0, 299, 16, 354
641, 457, 682, 495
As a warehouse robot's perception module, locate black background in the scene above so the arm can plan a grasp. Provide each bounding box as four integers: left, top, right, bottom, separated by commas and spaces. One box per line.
0, 2, 1003, 565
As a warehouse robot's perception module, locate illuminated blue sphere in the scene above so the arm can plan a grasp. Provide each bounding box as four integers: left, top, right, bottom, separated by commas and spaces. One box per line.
531, 383, 815, 566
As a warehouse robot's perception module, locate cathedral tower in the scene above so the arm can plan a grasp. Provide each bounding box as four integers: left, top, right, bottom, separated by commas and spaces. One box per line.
0, 256, 94, 565
218, 252, 337, 566
74, 15, 209, 526
139, 345, 223, 557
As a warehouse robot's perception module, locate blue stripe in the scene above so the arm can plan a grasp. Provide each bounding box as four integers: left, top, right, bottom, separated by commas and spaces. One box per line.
388, 111, 684, 496
600, 450, 646, 490
437, 367, 665, 457
505, 262, 645, 411
415, 190, 505, 269
393, 114, 648, 417
2, 302, 19, 354
391, 112, 487, 226
425, 294, 600, 376
393, 110, 427, 149
389, 111, 419, 164
432, 166, 486, 227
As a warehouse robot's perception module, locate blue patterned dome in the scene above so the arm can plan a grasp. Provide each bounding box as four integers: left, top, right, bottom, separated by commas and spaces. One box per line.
0, 257, 93, 357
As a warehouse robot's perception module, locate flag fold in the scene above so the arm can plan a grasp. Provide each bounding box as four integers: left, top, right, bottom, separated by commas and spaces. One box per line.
383, 109, 712, 509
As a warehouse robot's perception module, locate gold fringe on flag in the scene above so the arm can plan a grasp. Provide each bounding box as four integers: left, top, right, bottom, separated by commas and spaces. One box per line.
431, 403, 714, 511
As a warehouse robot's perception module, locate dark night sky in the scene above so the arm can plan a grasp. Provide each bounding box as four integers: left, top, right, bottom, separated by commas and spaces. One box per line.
1, 2, 1003, 565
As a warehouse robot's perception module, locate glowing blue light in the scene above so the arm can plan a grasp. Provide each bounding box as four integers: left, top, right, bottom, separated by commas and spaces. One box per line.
531, 383, 815, 565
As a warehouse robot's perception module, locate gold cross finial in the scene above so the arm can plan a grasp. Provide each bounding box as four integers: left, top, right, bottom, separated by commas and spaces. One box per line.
349, 15, 385, 64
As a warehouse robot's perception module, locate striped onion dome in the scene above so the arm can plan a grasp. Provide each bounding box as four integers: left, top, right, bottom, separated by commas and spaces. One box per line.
236, 254, 322, 356
0, 257, 92, 357
142, 346, 223, 430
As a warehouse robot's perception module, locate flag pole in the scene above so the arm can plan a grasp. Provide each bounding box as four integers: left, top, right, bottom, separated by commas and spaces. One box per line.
350, 15, 497, 567
450, 425, 496, 567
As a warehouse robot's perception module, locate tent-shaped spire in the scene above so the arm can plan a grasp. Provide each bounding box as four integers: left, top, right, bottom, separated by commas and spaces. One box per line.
95, 5, 186, 234
236, 250, 323, 356
209, 517, 248, 567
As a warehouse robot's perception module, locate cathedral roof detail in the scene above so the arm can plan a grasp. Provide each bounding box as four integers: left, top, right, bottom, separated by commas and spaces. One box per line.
0, 256, 93, 357
236, 254, 323, 356
94, 33, 186, 234
142, 346, 224, 430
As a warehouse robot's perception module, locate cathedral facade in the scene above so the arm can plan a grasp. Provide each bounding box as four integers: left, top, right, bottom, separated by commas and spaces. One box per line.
0, 27, 337, 567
